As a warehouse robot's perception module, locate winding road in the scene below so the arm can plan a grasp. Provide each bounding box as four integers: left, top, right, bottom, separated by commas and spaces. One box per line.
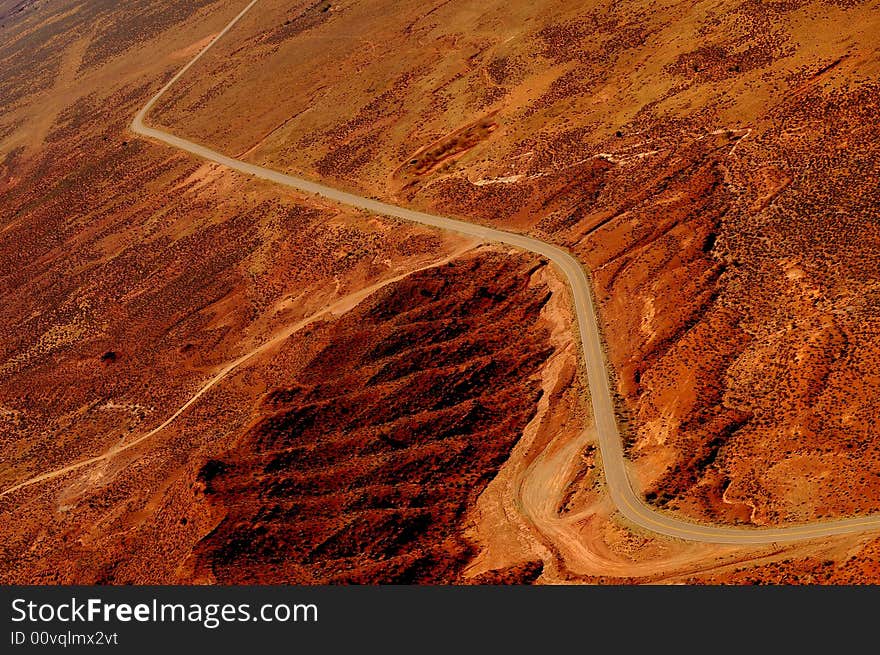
5, 0, 880, 546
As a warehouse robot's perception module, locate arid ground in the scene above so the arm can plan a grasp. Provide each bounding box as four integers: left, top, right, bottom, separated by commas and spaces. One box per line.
2, 0, 880, 583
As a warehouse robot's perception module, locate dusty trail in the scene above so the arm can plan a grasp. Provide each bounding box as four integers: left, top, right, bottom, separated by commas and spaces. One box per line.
0, 245, 473, 499
6, 0, 880, 554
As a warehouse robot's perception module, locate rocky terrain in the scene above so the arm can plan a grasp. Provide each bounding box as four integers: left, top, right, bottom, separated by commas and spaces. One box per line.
2, 0, 880, 584
188, 252, 556, 584
153, 0, 880, 528
0, 0, 558, 584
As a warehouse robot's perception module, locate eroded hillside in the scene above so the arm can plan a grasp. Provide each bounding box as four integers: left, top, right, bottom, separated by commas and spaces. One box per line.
3, 0, 880, 584
152, 0, 880, 527
0, 1, 561, 583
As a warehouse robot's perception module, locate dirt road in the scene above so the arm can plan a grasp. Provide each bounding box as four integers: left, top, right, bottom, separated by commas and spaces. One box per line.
7, 0, 880, 546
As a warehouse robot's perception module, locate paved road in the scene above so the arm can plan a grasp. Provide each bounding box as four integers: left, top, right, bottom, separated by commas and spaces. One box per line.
16, 0, 880, 544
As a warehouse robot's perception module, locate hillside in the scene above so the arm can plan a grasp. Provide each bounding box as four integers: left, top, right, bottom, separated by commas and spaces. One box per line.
2, 0, 880, 583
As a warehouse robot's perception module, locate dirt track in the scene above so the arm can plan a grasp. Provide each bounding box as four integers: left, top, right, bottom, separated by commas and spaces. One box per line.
6, 0, 880, 548
0, 245, 474, 500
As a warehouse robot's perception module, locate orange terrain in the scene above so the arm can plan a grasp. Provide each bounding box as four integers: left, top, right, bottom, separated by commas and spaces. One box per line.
2, 0, 880, 583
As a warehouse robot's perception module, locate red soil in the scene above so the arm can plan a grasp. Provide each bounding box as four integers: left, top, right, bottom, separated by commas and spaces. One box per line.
187, 252, 557, 584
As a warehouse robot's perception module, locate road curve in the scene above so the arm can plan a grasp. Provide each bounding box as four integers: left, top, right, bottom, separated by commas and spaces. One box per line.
82, 0, 880, 544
